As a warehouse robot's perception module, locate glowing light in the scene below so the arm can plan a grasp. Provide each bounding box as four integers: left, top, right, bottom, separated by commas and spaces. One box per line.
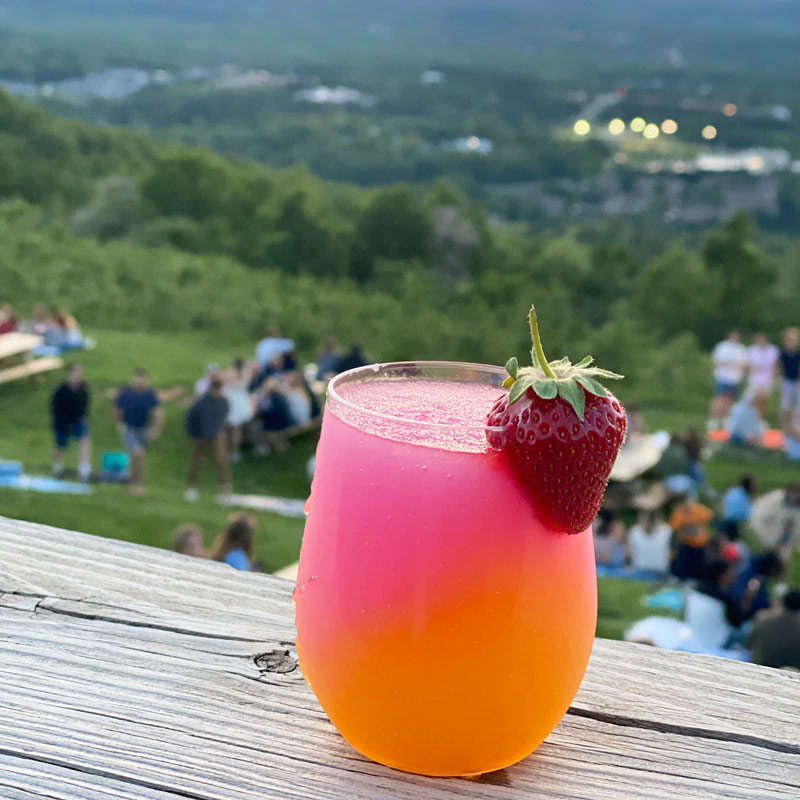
608, 118, 625, 135
661, 119, 678, 134
465, 135, 481, 150
702, 125, 717, 140
722, 103, 737, 117
643, 124, 660, 139
630, 117, 646, 132
573, 120, 591, 136
745, 155, 765, 172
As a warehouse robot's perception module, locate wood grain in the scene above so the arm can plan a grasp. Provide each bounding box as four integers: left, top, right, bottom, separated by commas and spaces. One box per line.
0, 516, 798, 799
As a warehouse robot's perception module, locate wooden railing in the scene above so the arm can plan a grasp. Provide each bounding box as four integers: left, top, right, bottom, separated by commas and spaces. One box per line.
0, 516, 797, 799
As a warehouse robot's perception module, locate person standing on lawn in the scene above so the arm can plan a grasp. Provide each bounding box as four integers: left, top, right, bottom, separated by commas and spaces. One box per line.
708, 329, 747, 430
114, 368, 163, 496
50, 363, 92, 482
778, 326, 800, 426
184, 375, 232, 502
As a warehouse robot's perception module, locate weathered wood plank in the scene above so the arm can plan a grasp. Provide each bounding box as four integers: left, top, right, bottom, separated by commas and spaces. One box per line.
0, 332, 44, 360
0, 516, 798, 799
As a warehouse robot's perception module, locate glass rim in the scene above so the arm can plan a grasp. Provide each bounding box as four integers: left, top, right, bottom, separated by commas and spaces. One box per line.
326, 360, 508, 433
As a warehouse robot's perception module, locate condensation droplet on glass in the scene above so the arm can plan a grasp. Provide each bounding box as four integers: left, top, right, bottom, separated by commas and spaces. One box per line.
421, 465, 428, 472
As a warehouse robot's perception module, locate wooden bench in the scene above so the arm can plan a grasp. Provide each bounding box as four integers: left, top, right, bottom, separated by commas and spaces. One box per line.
0, 332, 44, 360
0, 515, 797, 799
0, 355, 63, 385
0, 332, 63, 385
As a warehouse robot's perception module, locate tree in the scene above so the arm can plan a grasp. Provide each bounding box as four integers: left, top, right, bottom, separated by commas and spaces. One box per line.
71, 176, 143, 241
701, 213, 776, 341
632, 247, 722, 343
352, 184, 431, 281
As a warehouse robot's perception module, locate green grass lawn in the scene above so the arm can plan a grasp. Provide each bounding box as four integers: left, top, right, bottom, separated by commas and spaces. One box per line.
1, 329, 798, 640
0, 330, 315, 570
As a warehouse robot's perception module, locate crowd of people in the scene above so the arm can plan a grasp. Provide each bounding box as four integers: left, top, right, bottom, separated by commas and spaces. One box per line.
709, 326, 800, 457
594, 468, 800, 668
44, 327, 367, 499
0, 303, 90, 353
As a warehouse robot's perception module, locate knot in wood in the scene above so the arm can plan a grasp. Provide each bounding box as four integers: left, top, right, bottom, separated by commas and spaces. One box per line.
253, 649, 298, 674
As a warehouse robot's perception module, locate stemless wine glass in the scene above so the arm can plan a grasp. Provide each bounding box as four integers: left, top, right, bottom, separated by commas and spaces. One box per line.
295, 362, 597, 777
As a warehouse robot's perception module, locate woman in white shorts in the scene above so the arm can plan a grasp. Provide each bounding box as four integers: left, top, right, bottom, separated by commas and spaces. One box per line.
746, 332, 778, 416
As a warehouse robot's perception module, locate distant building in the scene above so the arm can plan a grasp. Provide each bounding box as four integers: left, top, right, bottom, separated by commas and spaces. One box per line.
420, 70, 445, 85
694, 148, 790, 175
454, 136, 494, 155
294, 86, 375, 107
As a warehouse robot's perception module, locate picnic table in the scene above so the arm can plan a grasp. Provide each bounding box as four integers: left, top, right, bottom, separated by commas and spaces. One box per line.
0, 332, 62, 385
0, 515, 797, 799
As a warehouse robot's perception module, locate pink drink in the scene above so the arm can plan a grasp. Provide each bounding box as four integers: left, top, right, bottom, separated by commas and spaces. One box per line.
295, 362, 597, 776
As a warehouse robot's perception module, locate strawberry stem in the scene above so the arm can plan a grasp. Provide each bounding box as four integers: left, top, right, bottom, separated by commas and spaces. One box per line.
529, 306, 556, 379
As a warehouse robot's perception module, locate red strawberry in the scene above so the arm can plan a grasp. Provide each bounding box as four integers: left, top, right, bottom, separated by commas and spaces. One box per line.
487, 306, 626, 534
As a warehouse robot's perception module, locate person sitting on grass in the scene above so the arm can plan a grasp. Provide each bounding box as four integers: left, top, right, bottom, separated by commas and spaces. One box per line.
720, 473, 756, 542
725, 395, 766, 447
628, 509, 672, 579
747, 589, 800, 670
592, 508, 626, 570
184, 375, 231, 502
173, 524, 208, 558
316, 335, 340, 380
45, 310, 86, 352
0, 303, 18, 334
210, 513, 256, 571
28, 304, 52, 336
255, 376, 294, 455
725, 550, 785, 627
50, 363, 92, 482
114, 368, 164, 496
670, 494, 713, 581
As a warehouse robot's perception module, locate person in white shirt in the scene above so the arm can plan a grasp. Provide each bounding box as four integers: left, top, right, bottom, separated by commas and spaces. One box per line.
746, 332, 779, 416
708, 329, 748, 429
628, 510, 672, 577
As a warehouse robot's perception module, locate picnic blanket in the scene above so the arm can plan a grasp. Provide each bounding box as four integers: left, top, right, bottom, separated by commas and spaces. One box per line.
219, 493, 306, 519
707, 428, 785, 449
0, 473, 92, 495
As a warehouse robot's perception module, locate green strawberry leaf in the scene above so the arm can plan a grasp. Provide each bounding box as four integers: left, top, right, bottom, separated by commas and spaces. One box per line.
557, 380, 586, 420
581, 367, 624, 380
574, 355, 594, 368
503, 375, 514, 388
532, 378, 557, 399
508, 375, 536, 405
505, 356, 519, 380
576, 375, 607, 397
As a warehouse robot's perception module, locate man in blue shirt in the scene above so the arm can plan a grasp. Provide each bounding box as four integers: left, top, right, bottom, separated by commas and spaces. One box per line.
114, 368, 163, 495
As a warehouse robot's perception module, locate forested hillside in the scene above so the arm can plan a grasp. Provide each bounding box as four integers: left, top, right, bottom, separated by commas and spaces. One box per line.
2, 89, 798, 415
